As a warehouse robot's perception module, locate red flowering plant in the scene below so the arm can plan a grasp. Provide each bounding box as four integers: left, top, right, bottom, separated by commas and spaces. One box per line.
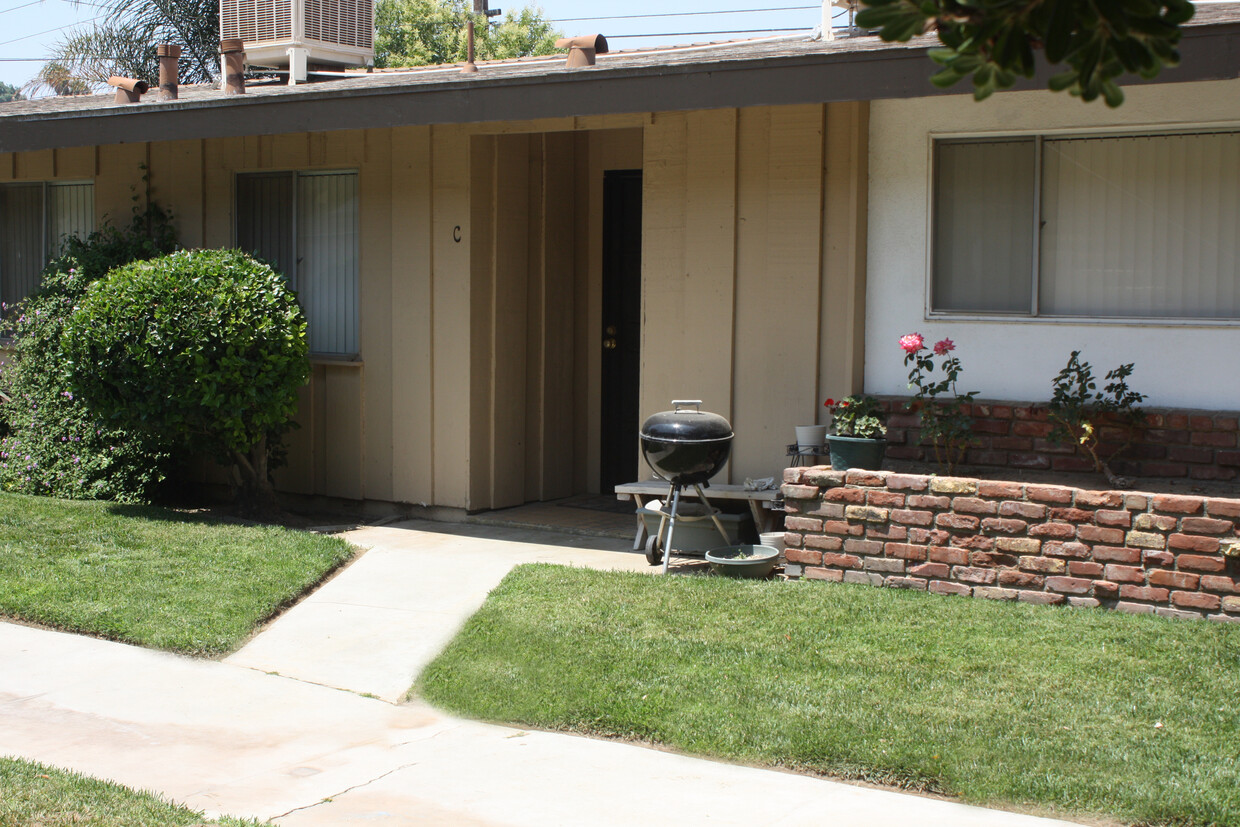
824, 395, 887, 439
901, 332, 977, 473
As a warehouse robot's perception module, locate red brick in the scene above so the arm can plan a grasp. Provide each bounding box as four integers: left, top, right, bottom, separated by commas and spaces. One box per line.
784, 467, 807, 484
1027, 485, 1074, 504
952, 497, 998, 515
999, 501, 1047, 520
1171, 591, 1221, 611
1119, 585, 1170, 602
1012, 421, 1053, 437
1143, 550, 1175, 567
1189, 467, 1238, 482
824, 487, 866, 504
1050, 456, 1097, 472
907, 495, 951, 509
1125, 494, 1150, 510
821, 552, 863, 569
908, 528, 952, 546
1149, 569, 1200, 590
865, 491, 903, 508
956, 535, 996, 551
1225, 596, 1240, 614
804, 535, 844, 551
1029, 522, 1077, 540
805, 567, 844, 582
1200, 575, 1240, 594
885, 474, 930, 491
1192, 431, 1237, 448
1166, 414, 1190, 429
981, 517, 1027, 535
1043, 541, 1091, 559
865, 524, 909, 541
884, 543, 928, 561
953, 566, 997, 585
1183, 517, 1235, 535
1215, 451, 1240, 466
1104, 564, 1146, 583
884, 576, 928, 591
995, 537, 1041, 555
928, 547, 969, 566
1152, 494, 1204, 514
1190, 414, 1216, 430
1176, 554, 1226, 573
1019, 591, 1066, 606
909, 562, 950, 578
1093, 581, 1120, 599
1020, 556, 1066, 574
803, 469, 846, 488
1116, 601, 1156, 614
1077, 525, 1126, 544
1217, 416, 1240, 431
891, 509, 933, 527
1050, 508, 1094, 523
1141, 462, 1190, 477
1094, 510, 1132, 528
999, 570, 1044, 588
782, 484, 820, 500
845, 470, 886, 487
806, 502, 845, 519
864, 558, 905, 573
1069, 561, 1105, 577
1009, 453, 1052, 470
936, 513, 980, 531
784, 532, 803, 548
1046, 576, 1093, 594
1093, 546, 1141, 563
1012, 405, 1049, 421
1206, 498, 1240, 518
970, 551, 1018, 568
1076, 490, 1124, 508
786, 548, 823, 566
823, 520, 865, 536
929, 580, 972, 597
1167, 445, 1216, 464
978, 481, 1024, 499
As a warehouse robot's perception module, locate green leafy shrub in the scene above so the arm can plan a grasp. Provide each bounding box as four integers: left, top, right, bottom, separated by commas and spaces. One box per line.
0, 207, 178, 502
1048, 351, 1147, 487
62, 248, 309, 513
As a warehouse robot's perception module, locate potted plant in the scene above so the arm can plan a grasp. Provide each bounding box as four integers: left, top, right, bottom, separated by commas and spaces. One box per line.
824, 395, 887, 471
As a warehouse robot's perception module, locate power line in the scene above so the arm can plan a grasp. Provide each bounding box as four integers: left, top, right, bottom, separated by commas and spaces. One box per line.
554, 6, 818, 23
0, 0, 46, 18
0, 14, 101, 46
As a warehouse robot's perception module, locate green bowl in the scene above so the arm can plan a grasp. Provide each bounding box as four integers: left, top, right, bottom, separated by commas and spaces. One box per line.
705, 545, 779, 578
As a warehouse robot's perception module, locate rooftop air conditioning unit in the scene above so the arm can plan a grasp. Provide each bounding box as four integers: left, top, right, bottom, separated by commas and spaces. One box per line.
220, 0, 374, 72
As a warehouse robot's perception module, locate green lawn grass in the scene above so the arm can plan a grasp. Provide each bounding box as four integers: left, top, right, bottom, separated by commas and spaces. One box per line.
0, 757, 261, 826
418, 564, 1240, 826
0, 493, 353, 655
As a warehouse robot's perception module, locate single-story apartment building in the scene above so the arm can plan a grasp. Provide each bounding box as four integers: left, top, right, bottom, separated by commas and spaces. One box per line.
1, 5, 1238, 512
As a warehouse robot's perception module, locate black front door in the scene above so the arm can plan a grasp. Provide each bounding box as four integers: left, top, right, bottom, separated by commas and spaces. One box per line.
600, 169, 642, 493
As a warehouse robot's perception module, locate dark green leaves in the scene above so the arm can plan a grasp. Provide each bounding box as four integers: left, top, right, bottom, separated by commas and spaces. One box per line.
858, 0, 1194, 107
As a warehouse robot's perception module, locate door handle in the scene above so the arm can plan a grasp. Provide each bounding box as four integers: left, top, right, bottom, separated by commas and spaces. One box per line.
603, 338, 617, 350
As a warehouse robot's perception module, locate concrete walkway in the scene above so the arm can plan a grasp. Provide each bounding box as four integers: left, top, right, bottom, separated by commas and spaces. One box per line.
1, 519, 1083, 826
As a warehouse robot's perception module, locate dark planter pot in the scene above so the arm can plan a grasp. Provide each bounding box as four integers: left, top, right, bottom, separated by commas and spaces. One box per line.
827, 435, 887, 472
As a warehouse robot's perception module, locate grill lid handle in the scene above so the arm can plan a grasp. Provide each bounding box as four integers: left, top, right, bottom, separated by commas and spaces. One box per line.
671, 400, 703, 412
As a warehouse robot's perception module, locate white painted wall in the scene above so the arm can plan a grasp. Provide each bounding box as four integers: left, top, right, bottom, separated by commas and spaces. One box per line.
866, 78, 1240, 410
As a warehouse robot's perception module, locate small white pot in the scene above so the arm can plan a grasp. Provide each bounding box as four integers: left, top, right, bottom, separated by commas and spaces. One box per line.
795, 425, 827, 449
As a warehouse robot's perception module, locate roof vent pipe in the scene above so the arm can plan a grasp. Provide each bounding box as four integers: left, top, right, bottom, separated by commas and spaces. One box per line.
554, 34, 607, 68
220, 38, 246, 94
108, 76, 149, 104
461, 19, 479, 73
157, 44, 181, 100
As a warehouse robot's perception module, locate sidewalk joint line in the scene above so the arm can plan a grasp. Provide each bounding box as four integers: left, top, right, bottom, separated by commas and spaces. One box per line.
268, 761, 420, 821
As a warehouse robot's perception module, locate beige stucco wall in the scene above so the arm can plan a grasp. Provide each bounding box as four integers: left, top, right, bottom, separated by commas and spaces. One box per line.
0, 101, 869, 511
866, 78, 1240, 410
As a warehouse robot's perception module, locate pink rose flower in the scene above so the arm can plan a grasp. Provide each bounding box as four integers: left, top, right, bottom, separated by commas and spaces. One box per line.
933, 338, 955, 356
899, 333, 924, 353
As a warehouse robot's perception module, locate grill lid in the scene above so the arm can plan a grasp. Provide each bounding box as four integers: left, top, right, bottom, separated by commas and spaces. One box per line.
640, 400, 733, 443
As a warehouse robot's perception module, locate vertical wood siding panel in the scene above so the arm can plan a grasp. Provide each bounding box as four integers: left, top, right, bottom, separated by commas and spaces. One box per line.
541, 131, 578, 500
732, 105, 824, 480
361, 128, 393, 501
389, 125, 435, 505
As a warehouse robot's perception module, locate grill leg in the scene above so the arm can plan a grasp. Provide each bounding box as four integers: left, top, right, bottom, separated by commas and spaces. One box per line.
694, 484, 732, 546
662, 485, 682, 575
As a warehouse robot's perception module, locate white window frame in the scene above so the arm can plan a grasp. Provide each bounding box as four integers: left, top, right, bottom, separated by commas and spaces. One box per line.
234, 169, 360, 360
0, 179, 95, 308
925, 122, 1240, 328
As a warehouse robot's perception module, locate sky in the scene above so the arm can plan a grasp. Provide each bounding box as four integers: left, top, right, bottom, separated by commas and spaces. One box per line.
0, 0, 850, 93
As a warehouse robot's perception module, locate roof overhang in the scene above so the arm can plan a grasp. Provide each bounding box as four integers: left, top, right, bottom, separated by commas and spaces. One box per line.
2, 21, 1239, 153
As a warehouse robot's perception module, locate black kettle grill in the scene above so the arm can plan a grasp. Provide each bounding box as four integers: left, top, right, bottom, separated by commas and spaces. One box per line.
639, 400, 734, 573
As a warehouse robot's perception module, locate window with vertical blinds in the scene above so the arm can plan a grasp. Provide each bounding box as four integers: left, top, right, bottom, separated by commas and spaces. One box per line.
0, 181, 94, 307
931, 130, 1240, 320
236, 170, 359, 357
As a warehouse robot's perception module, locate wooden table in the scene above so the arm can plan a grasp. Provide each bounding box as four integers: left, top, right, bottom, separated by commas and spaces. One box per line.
614, 480, 781, 550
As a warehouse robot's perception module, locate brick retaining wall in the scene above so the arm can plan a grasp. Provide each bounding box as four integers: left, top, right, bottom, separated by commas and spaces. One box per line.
781, 466, 1240, 622
878, 398, 1240, 481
